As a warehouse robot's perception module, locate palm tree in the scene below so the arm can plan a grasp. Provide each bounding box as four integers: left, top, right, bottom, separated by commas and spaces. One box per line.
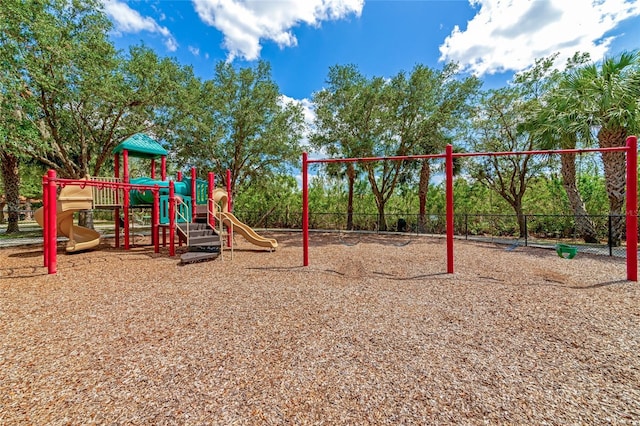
530, 83, 600, 243
564, 51, 640, 245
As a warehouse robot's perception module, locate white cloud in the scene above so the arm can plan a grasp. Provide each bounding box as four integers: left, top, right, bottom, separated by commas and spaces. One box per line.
189, 46, 201, 56
103, 0, 178, 52
439, 0, 640, 76
192, 0, 364, 61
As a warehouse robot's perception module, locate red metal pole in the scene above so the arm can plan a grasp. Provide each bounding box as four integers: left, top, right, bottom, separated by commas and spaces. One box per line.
169, 180, 176, 257
177, 171, 182, 182
302, 152, 309, 266
123, 149, 129, 183
123, 149, 130, 250
161, 156, 167, 181
42, 173, 49, 268
153, 187, 160, 253
445, 144, 454, 274
208, 172, 215, 228
191, 167, 197, 223
151, 158, 156, 179
626, 135, 638, 281
114, 153, 120, 248
47, 170, 57, 274
226, 169, 232, 247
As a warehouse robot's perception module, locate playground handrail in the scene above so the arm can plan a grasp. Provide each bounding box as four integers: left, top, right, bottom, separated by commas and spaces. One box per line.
209, 197, 233, 259
175, 196, 191, 246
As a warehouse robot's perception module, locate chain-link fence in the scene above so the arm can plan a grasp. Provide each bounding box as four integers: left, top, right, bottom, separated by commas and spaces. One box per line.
234, 210, 629, 257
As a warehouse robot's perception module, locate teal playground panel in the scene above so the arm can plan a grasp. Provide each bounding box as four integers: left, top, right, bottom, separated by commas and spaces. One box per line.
159, 195, 192, 224
183, 178, 210, 205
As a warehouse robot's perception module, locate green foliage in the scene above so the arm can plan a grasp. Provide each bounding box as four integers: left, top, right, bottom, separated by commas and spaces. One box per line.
312, 63, 478, 230
171, 61, 305, 197
1, 0, 197, 178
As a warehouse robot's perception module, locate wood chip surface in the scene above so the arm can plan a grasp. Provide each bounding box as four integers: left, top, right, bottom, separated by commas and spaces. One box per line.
1, 232, 639, 424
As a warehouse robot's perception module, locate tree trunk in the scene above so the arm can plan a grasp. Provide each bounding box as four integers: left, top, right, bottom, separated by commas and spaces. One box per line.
1, 152, 21, 234
560, 153, 599, 243
376, 201, 388, 232
418, 160, 431, 233
598, 127, 627, 246
514, 202, 526, 238
346, 163, 355, 231
78, 210, 95, 229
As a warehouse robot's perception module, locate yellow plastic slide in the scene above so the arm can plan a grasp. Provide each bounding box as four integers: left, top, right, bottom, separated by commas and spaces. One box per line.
213, 188, 278, 250
35, 181, 100, 252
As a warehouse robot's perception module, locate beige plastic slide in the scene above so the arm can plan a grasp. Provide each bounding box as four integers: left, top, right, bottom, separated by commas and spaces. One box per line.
34, 181, 101, 252
213, 188, 278, 250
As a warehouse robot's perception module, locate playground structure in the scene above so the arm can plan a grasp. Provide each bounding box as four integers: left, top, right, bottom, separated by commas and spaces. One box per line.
39, 133, 277, 274
34, 178, 100, 253
301, 136, 639, 282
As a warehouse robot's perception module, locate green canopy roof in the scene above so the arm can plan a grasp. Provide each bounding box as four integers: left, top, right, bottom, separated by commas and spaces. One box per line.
112, 133, 168, 159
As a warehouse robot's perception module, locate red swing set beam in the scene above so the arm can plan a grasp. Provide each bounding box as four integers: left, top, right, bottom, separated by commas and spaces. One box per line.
302, 136, 638, 281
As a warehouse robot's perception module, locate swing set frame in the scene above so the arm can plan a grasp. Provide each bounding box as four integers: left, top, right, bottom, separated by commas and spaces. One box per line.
301, 136, 638, 281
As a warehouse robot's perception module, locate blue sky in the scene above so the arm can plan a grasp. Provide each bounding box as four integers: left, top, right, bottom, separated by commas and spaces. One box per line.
103, 0, 640, 104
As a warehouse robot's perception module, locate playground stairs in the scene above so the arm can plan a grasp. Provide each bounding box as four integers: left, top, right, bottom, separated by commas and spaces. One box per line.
177, 221, 222, 264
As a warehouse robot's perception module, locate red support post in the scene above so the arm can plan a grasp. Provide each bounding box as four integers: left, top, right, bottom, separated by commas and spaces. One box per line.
114, 153, 120, 248
169, 180, 176, 257
47, 170, 57, 274
445, 144, 454, 274
191, 167, 197, 223
302, 152, 309, 266
177, 171, 182, 182
151, 158, 156, 179
208, 172, 215, 228
123, 149, 129, 183
626, 135, 638, 281
226, 169, 232, 247
161, 156, 167, 181
123, 149, 130, 250
153, 186, 160, 253
42, 173, 49, 268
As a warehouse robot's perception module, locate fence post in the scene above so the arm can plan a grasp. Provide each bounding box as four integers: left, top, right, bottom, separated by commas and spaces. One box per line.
464, 213, 468, 240
608, 215, 613, 257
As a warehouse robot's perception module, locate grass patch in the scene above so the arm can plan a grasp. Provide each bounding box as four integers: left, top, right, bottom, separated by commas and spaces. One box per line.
0, 230, 43, 239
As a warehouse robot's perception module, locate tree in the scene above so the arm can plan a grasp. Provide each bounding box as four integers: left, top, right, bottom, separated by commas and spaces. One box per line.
312, 64, 372, 230
171, 61, 304, 198
392, 63, 479, 231
313, 65, 419, 231
1, 0, 197, 179
563, 51, 640, 245
469, 86, 549, 238
0, 0, 45, 233
525, 53, 600, 243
